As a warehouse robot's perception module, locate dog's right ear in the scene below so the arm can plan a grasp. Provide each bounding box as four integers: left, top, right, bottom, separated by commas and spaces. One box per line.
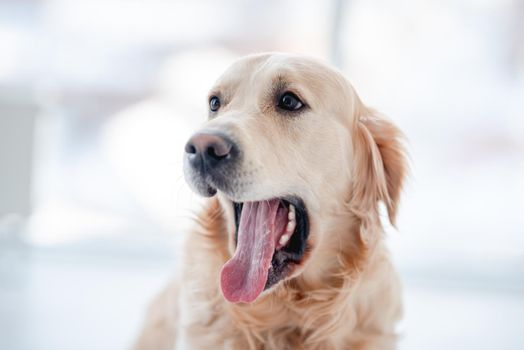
350, 107, 408, 232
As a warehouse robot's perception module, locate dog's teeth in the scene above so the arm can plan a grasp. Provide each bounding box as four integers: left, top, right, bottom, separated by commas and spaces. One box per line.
286, 220, 296, 233
277, 205, 297, 249
288, 205, 296, 221
279, 233, 291, 246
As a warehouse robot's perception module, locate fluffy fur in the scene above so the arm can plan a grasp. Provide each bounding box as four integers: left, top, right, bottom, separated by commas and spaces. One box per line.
134, 53, 407, 350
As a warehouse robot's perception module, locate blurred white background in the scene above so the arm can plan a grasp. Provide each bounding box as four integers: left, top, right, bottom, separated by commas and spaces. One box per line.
0, 0, 523, 349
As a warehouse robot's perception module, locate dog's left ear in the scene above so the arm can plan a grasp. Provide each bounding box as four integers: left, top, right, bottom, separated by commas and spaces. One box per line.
351, 108, 407, 227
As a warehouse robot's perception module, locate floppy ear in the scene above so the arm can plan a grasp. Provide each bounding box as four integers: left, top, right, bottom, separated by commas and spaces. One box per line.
351, 109, 407, 227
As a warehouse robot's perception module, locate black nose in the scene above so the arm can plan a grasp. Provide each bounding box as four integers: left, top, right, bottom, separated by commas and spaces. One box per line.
185, 132, 236, 171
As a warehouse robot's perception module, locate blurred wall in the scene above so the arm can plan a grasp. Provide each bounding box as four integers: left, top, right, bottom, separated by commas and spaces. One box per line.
0, 88, 37, 217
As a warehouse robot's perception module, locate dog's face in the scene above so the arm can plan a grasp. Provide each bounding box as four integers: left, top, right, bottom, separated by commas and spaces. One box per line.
184, 53, 405, 303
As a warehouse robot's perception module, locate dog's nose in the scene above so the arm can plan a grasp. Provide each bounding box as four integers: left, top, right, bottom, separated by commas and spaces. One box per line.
185, 132, 235, 170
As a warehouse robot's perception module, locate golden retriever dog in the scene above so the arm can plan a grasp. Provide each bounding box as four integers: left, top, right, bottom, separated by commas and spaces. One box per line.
134, 53, 407, 350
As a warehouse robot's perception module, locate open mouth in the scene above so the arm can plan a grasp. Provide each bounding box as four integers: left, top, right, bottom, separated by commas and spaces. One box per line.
219, 197, 309, 303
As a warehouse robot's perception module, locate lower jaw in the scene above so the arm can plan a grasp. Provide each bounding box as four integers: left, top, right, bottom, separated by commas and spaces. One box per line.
265, 250, 295, 290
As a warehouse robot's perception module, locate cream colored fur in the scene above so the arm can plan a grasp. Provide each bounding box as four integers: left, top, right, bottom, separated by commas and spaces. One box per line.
134, 53, 407, 350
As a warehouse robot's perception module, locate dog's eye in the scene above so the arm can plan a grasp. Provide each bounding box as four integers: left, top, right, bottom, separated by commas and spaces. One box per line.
278, 92, 303, 111
209, 96, 221, 112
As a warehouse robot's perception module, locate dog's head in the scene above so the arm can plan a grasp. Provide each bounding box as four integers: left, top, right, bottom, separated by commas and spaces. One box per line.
184, 53, 406, 303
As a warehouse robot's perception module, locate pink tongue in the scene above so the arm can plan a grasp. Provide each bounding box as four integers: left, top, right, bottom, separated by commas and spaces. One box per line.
220, 200, 288, 303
